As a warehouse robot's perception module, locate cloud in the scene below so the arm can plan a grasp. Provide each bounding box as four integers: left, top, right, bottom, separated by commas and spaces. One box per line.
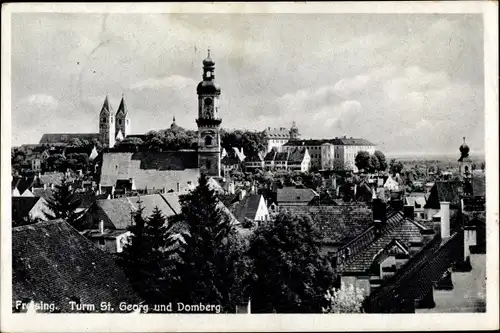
334, 75, 370, 99
24, 94, 59, 109
130, 75, 197, 91
9, 13, 484, 154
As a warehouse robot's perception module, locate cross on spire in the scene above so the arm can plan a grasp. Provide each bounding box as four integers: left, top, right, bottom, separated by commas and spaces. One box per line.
207, 47, 211, 58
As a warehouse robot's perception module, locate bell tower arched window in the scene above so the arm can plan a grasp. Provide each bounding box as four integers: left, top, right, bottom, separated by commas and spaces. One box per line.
205, 136, 213, 146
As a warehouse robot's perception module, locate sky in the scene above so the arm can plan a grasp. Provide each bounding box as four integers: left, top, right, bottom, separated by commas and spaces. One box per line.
10, 13, 485, 155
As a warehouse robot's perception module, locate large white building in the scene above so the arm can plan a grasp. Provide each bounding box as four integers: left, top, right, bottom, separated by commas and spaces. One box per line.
282, 136, 375, 172
263, 122, 300, 153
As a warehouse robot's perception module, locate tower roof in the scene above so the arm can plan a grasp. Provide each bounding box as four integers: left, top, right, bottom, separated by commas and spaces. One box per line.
202, 48, 215, 67
116, 94, 127, 116
459, 136, 470, 159
100, 95, 112, 114
170, 116, 179, 129
197, 48, 221, 95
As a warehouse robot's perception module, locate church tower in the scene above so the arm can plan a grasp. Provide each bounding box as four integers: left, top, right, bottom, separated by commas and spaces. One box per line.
115, 94, 131, 142
196, 49, 222, 178
458, 136, 472, 179
99, 95, 115, 148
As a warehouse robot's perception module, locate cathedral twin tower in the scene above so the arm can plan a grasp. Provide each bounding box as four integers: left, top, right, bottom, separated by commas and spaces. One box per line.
99, 94, 131, 148
98, 49, 222, 178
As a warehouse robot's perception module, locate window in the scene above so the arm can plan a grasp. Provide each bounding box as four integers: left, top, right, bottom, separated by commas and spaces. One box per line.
101, 117, 106, 123
118, 119, 122, 125
206, 161, 211, 170
205, 136, 213, 146
98, 239, 105, 245
206, 71, 211, 78
111, 116, 114, 123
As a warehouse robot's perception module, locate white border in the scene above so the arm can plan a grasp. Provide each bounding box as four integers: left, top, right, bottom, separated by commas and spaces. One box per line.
1, 2, 498, 332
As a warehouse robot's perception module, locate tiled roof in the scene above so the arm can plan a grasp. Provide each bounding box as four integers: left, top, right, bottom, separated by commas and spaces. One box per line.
364, 231, 463, 313
12, 197, 44, 223
284, 138, 376, 147
32, 188, 54, 201
131, 151, 198, 170
283, 139, 328, 147
13, 177, 35, 194
275, 151, 289, 162
282, 204, 373, 244
72, 192, 98, 209
245, 153, 263, 162
334, 138, 375, 146
96, 198, 135, 229
161, 193, 182, 214
97, 194, 184, 229
39, 133, 100, 144
127, 194, 177, 219
287, 147, 307, 163
264, 128, 290, 139
231, 194, 262, 223
277, 187, 318, 203
12, 220, 141, 312
340, 215, 427, 274
99, 152, 199, 191
264, 150, 277, 161
424, 181, 463, 209
84, 228, 130, 239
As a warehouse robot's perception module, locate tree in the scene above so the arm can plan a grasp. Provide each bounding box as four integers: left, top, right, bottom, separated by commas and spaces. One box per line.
65, 153, 89, 172
248, 211, 334, 313
368, 155, 380, 173
354, 151, 371, 172
332, 159, 346, 172
115, 137, 144, 151
171, 174, 249, 312
43, 176, 85, 229
373, 150, 387, 171
45, 153, 66, 172
118, 204, 182, 308
68, 138, 84, 147
322, 282, 365, 313
221, 129, 267, 157
389, 160, 404, 175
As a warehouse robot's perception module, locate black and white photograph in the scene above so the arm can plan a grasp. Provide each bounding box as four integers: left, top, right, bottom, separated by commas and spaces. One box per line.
1, 2, 498, 332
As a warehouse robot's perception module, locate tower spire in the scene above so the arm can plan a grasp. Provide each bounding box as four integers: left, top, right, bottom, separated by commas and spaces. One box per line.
207, 47, 211, 58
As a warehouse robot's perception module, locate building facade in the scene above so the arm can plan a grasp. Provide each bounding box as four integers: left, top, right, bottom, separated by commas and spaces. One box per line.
283, 137, 375, 171
264, 122, 300, 153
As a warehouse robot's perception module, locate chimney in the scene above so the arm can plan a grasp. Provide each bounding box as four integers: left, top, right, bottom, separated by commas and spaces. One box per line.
373, 198, 386, 224
239, 189, 247, 201
404, 205, 414, 219
440, 201, 450, 239
176, 182, 180, 192
99, 220, 104, 234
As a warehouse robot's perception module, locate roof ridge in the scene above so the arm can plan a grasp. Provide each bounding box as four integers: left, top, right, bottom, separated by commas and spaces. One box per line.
159, 193, 179, 215
12, 219, 64, 231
